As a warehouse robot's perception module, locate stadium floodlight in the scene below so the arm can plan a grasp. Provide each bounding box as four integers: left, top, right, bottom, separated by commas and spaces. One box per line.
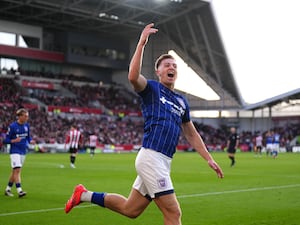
98, 12, 106, 18
98, 12, 119, 21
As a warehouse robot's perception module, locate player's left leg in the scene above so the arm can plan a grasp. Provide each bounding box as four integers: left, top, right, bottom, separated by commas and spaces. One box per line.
154, 193, 182, 225
69, 148, 77, 168
227, 152, 236, 166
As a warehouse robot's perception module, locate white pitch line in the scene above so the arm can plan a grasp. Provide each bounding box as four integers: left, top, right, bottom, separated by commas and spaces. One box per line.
1, 184, 299, 217
177, 183, 300, 199
0, 205, 94, 217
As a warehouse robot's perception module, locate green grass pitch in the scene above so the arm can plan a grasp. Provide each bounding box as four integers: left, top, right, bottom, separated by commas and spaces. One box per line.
0, 151, 300, 225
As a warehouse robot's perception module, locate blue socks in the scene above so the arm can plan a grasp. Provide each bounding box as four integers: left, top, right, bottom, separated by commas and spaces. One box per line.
91, 192, 106, 207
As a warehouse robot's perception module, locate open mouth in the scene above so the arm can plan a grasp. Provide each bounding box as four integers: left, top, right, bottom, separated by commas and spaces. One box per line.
167, 73, 174, 78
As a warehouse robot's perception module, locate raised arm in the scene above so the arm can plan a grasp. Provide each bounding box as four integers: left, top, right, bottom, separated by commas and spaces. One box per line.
128, 23, 158, 92
182, 121, 224, 178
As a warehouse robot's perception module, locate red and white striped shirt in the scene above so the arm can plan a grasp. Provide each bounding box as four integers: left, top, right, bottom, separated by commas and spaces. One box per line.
66, 128, 82, 149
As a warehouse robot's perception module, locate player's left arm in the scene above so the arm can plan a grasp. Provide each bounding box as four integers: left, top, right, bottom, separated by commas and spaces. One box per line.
182, 121, 224, 178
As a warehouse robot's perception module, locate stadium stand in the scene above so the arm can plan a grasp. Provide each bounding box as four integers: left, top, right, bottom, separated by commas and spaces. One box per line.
1, 73, 300, 154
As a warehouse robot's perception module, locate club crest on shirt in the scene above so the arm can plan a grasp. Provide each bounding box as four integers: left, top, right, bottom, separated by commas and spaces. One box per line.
157, 178, 167, 188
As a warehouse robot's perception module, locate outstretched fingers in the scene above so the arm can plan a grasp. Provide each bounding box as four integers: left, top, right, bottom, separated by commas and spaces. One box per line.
139, 23, 158, 46
208, 160, 224, 178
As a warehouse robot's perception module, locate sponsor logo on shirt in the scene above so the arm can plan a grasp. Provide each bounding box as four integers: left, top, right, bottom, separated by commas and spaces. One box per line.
160, 96, 185, 116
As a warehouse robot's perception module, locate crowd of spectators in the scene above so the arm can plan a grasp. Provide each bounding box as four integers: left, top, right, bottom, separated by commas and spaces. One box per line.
10, 66, 141, 112
0, 77, 25, 107
3, 66, 95, 83
60, 81, 140, 112
0, 105, 144, 147
0, 75, 144, 149
1, 74, 300, 153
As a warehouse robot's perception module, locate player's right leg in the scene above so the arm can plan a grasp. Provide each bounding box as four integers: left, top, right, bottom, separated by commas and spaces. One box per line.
65, 185, 151, 218
104, 188, 151, 218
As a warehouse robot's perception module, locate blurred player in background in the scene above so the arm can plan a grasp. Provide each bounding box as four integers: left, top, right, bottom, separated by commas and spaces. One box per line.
65, 23, 224, 225
265, 130, 274, 156
64, 125, 83, 168
226, 127, 239, 167
88, 131, 98, 157
272, 130, 280, 158
254, 132, 263, 157
3, 108, 35, 197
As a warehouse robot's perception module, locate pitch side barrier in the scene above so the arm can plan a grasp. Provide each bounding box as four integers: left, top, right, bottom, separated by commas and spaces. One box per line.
26, 143, 141, 153
25, 144, 194, 153
27, 144, 300, 153
4, 144, 298, 154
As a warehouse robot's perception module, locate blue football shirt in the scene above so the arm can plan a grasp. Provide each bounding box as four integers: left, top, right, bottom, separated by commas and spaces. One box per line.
266, 135, 273, 145
4, 121, 32, 155
138, 80, 190, 158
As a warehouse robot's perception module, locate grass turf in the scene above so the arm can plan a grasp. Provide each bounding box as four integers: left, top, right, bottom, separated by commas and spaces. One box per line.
0, 151, 299, 225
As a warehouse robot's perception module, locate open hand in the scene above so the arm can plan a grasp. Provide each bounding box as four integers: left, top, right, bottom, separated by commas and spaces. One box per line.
208, 160, 224, 178
138, 23, 158, 46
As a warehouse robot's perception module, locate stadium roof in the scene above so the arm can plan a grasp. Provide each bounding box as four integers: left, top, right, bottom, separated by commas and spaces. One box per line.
0, 0, 251, 110
244, 88, 300, 111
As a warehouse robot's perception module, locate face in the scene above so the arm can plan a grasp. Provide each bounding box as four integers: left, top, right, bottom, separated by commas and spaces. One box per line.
18, 112, 29, 124
156, 58, 177, 89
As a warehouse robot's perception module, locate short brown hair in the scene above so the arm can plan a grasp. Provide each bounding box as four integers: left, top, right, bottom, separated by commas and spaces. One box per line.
16, 108, 28, 117
154, 54, 175, 70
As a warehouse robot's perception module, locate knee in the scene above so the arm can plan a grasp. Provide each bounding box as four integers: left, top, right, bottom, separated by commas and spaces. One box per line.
122, 207, 144, 219
13, 168, 21, 174
164, 205, 182, 221
125, 211, 141, 219
173, 206, 182, 220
